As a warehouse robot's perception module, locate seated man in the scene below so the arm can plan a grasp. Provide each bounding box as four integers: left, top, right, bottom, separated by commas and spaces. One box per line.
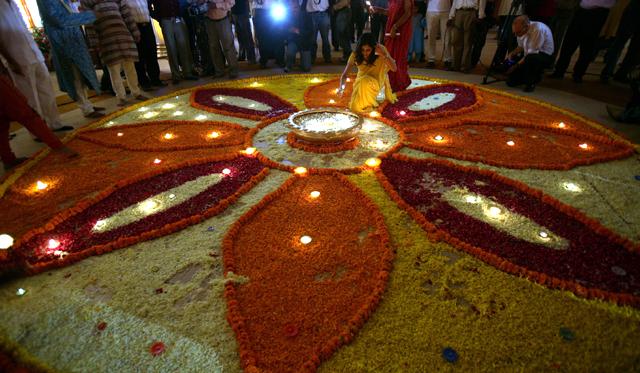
505, 15, 554, 92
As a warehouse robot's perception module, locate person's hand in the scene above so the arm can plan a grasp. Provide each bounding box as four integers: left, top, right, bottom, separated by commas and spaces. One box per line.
337, 79, 346, 97
375, 44, 387, 57
291, 27, 300, 34
446, 18, 454, 28
389, 24, 398, 37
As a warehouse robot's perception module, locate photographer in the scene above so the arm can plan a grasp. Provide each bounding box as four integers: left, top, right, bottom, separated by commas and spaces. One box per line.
505, 15, 553, 92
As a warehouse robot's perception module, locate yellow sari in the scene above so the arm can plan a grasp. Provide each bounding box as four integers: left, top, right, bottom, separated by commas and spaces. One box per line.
348, 53, 398, 114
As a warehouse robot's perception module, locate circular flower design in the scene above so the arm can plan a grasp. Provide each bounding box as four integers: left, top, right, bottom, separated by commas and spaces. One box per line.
0, 75, 638, 372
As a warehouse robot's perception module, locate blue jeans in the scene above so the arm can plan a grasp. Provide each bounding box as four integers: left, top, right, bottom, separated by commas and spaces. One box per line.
308, 11, 332, 63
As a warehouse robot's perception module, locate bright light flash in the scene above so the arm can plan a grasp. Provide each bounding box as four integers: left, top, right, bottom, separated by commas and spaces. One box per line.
270, 3, 287, 21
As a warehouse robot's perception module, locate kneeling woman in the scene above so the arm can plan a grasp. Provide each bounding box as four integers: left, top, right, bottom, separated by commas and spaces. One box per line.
339, 33, 398, 114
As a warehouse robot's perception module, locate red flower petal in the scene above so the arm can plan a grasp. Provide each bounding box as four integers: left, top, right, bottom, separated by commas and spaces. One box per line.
381, 83, 481, 122
379, 156, 640, 307
283, 323, 299, 338
96, 322, 107, 331
150, 341, 165, 356
191, 87, 298, 120
11, 156, 266, 274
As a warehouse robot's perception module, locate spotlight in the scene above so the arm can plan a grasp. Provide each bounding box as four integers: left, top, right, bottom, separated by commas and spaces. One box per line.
270, 3, 286, 21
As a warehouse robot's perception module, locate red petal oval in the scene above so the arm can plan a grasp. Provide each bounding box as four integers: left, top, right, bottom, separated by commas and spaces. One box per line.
77, 120, 248, 152
222, 174, 393, 372
9, 156, 266, 274
378, 156, 640, 307
380, 83, 482, 122
191, 87, 298, 120
405, 120, 635, 170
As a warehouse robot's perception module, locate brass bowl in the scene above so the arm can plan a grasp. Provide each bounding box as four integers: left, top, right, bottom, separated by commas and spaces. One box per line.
286, 108, 363, 144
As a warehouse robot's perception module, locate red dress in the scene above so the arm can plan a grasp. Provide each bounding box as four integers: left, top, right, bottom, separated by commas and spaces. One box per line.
384, 0, 413, 92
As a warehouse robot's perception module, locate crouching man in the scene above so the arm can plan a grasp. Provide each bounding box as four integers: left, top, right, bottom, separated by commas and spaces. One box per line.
505, 15, 554, 92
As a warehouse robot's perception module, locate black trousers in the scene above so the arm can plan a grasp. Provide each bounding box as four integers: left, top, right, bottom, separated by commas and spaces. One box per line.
134, 22, 161, 85
370, 13, 387, 44
553, 7, 609, 79
253, 8, 285, 65
507, 52, 553, 86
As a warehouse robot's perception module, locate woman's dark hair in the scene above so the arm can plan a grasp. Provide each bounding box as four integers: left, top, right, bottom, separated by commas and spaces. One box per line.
354, 33, 378, 66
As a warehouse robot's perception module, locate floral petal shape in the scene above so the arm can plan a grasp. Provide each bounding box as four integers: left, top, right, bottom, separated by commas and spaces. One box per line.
378, 156, 640, 307
77, 120, 248, 151
223, 174, 393, 372
191, 87, 298, 120
405, 121, 635, 170
381, 83, 482, 122
8, 156, 267, 274
303, 77, 352, 109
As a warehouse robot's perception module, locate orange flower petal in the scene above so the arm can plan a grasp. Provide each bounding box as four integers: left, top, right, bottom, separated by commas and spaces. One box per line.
223, 174, 393, 372
77, 121, 248, 152
406, 121, 635, 170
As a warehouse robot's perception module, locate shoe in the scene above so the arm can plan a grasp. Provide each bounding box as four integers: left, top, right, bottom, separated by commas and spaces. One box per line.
460, 67, 471, 74
324, 59, 332, 64
444, 61, 452, 68
229, 71, 238, 79
140, 83, 153, 91
3, 157, 28, 170
606, 105, 624, 122
117, 99, 128, 107
548, 72, 563, 79
151, 80, 167, 87
599, 75, 610, 84
93, 106, 106, 112
53, 125, 74, 132
523, 84, 535, 92
612, 73, 628, 83
427, 61, 436, 68
248, 59, 257, 65
283, 66, 290, 73
84, 111, 105, 118
184, 75, 199, 80
134, 95, 147, 101
572, 75, 583, 83
172, 79, 181, 85
212, 72, 225, 79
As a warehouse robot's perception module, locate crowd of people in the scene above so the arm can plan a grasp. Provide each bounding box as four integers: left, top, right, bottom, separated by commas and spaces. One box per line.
0, 0, 639, 170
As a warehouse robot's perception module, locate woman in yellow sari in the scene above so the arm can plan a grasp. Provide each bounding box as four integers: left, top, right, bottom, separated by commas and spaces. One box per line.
339, 33, 398, 114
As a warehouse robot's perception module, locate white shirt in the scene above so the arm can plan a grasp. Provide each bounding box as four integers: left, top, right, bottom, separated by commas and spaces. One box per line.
127, 0, 152, 22
306, 0, 329, 12
428, 0, 451, 12
0, 0, 44, 65
517, 21, 554, 56
449, 0, 486, 19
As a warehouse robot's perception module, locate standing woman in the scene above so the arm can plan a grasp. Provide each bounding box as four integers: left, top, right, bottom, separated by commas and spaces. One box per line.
384, 0, 413, 91
82, 0, 145, 106
339, 33, 398, 114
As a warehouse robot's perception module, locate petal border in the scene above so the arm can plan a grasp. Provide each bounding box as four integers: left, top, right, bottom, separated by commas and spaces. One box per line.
375, 153, 640, 308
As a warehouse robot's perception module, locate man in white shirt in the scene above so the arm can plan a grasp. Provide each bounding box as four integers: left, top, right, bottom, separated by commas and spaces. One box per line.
447, 0, 486, 72
0, 0, 74, 132
506, 15, 554, 92
426, 0, 452, 67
